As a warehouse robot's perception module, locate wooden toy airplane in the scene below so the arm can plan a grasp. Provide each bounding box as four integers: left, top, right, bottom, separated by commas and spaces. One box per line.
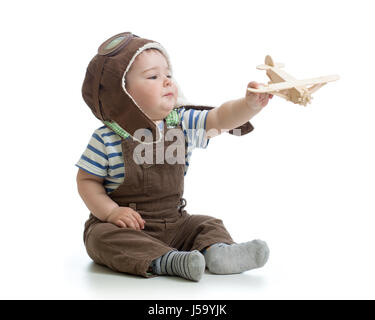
247, 55, 339, 106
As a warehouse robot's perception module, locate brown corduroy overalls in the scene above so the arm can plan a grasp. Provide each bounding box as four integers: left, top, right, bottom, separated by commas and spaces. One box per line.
83, 119, 235, 277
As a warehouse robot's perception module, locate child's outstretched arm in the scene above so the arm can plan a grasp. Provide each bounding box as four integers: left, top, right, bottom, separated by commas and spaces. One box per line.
76, 169, 145, 230
206, 81, 273, 138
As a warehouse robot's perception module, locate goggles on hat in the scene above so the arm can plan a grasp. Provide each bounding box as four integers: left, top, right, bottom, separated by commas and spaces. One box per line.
98, 32, 140, 56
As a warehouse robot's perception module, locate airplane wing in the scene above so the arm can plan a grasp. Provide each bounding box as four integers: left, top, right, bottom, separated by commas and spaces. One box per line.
247, 74, 340, 93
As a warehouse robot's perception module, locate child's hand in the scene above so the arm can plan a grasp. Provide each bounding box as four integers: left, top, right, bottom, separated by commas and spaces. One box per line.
106, 206, 146, 230
245, 81, 273, 112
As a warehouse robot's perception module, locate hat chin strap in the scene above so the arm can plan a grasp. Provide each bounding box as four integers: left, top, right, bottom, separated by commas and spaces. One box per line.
104, 108, 180, 143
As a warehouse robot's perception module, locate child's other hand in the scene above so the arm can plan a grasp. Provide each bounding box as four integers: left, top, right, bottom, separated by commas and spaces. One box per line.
106, 207, 146, 230
245, 81, 273, 111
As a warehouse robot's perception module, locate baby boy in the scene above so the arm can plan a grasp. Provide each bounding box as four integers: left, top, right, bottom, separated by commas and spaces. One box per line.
76, 32, 272, 281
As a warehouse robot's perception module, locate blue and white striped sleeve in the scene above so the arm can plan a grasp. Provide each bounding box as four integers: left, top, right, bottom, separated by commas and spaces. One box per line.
75, 128, 108, 178
178, 107, 211, 149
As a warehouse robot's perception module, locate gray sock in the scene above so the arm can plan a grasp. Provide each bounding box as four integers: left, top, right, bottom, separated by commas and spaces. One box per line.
203, 240, 270, 274
152, 250, 205, 282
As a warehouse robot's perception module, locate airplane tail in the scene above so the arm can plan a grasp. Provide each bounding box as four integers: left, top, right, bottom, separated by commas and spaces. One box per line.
265, 55, 275, 67
257, 55, 285, 70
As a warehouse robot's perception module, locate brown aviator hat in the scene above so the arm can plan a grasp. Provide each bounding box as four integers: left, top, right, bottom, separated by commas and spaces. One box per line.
82, 32, 253, 142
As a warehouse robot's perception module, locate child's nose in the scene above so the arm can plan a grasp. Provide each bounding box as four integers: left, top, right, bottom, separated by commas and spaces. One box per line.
164, 77, 172, 86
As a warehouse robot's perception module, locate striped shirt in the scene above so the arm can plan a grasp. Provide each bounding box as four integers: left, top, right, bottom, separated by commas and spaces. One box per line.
76, 107, 210, 194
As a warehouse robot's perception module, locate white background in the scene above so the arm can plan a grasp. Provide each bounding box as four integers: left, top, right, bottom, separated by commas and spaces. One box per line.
1, 0, 374, 299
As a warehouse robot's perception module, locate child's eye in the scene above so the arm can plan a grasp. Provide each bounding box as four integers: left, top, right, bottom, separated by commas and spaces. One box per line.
148, 75, 172, 80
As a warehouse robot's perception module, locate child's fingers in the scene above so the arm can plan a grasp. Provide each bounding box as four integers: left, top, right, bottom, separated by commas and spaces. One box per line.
130, 215, 144, 230
117, 220, 126, 228
131, 211, 145, 229
259, 93, 268, 104
123, 217, 138, 230
248, 81, 260, 89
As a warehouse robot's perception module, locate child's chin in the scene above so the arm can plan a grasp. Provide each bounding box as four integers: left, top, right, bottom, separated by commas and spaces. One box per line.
162, 104, 175, 113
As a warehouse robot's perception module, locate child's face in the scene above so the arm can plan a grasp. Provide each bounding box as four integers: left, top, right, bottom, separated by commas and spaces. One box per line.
125, 49, 178, 122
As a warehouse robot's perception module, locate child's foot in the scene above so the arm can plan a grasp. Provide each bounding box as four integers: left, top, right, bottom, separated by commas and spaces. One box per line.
203, 240, 270, 274
152, 250, 205, 282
